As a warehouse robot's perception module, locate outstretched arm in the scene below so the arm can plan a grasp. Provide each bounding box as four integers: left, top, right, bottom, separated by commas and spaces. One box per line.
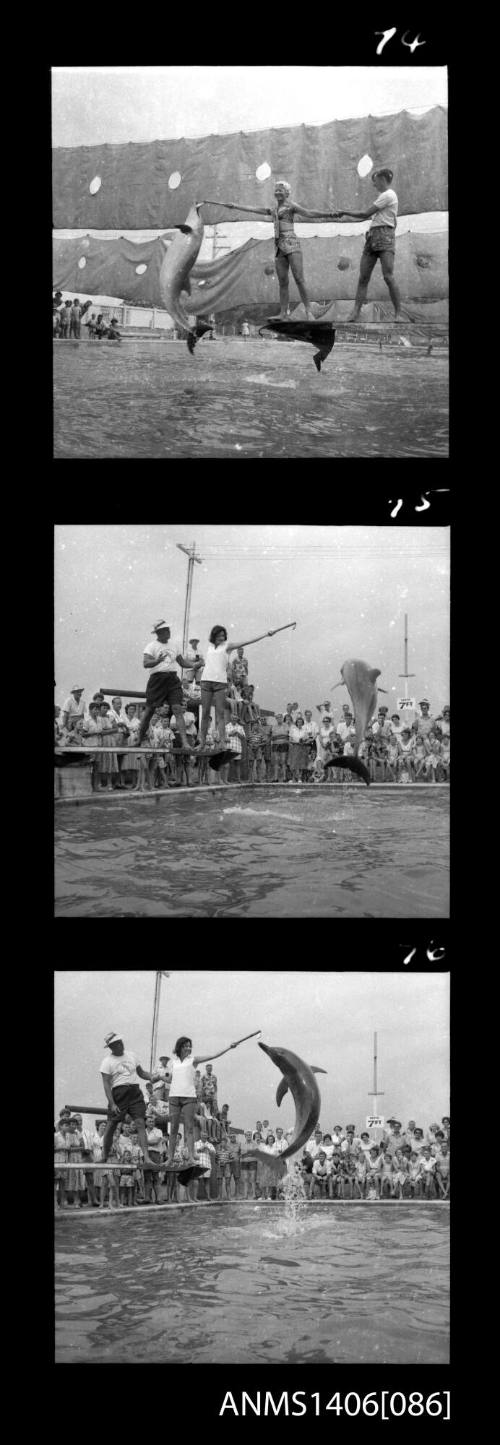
193, 1044, 236, 1067
203, 200, 272, 217
291, 201, 342, 220
227, 631, 273, 652
335, 204, 380, 221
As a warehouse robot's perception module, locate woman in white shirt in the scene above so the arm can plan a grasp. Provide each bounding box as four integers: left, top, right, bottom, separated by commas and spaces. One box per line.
195, 624, 272, 753
166, 1034, 238, 1169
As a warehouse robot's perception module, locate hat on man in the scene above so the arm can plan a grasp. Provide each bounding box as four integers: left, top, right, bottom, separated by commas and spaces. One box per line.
71, 685, 84, 693
378, 706, 388, 713
419, 698, 430, 705
104, 1031, 123, 1046
189, 637, 199, 644
152, 619, 169, 633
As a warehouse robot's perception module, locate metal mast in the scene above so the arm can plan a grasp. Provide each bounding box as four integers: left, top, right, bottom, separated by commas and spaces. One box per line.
367, 1032, 385, 1116
150, 971, 169, 1073
398, 613, 416, 700
176, 541, 203, 656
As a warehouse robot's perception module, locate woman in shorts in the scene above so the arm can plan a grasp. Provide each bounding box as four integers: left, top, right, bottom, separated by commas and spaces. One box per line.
165, 1035, 239, 1170
195, 624, 274, 753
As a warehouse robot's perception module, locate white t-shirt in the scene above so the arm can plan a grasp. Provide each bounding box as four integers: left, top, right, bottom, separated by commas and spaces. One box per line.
100, 1050, 141, 1087
143, 639, 182, 676
369, 189, 398, 230
62, 694, 84, 719
201, 641, 230, 684
169, 1054, 197, 1098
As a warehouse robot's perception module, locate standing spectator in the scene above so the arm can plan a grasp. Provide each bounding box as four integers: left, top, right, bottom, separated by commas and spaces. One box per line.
201, 1063, 219, 1115
437, 706, 450, 737
216, 1135, 231, 1199
59, 300, 72, 336
288, 713, 308, 781
389, 712, 403, 736
416, 699, 436, 736
148, 707, 174, 789
239, 1131, 258, 1199
230, 647, 249, 692
60, 686, 85, 733
302, 710, 319, 778
434, 1141, 450, 1197
247, 719, 265, 782
193, 1130, 216, 1201
121, 703, 142, 788
270, 713, 290, 781
220, 705, 245, 783
54, 1123, 70, 1210
69, 298, 82, 338
96, 701, 118, 790
336, 710, 355, 745
108, 697, 129, 786
240, 319, 250, 338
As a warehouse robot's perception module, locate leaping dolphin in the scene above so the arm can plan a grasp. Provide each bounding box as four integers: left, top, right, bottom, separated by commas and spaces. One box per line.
325, 657, 387, 786
276, 1065, 327, 1109
158, 203, 212, 354
257, 1042, 324, 1160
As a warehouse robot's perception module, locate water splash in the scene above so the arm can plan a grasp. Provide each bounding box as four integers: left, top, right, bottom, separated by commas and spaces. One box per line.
262, 1162, 308, 1238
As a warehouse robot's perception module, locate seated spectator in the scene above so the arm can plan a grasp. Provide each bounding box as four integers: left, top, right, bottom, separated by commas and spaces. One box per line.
311, 1149, 329, 1198
412, 729, 431, 780
365, 1145, 382, 1198
396, 727, 416, 781
419, 1145, 437, 1197
302, 711, 319, 780
107, 317, 121, 341
424, 730, 443, 782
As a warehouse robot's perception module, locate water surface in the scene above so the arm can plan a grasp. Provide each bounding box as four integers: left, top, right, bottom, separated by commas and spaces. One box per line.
53, 338, 448, 458
54, 786, 449, 917
55, 1202, 449, 1364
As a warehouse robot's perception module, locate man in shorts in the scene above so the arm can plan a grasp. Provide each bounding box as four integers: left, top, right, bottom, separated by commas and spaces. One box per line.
100, 1031, 163, 1167
336, 168, 402, 322
137, 620, 196, 749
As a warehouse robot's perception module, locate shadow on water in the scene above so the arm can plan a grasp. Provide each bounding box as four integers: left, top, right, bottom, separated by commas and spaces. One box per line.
53, 339, 449, 458
55, 1203, 449, 1364
54, 788, 449, 918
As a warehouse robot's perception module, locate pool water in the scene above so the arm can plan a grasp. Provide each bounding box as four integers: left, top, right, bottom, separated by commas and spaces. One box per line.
54, 785, 449, 917
53, 338, 448, 459
55, 1202, 449, 1364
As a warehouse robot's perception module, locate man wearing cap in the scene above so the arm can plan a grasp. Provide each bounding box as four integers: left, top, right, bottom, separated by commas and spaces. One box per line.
136, 622, 197, 749
60, 686, 85, 733
100, 1033, 164, 1167
416, 700, 436, 738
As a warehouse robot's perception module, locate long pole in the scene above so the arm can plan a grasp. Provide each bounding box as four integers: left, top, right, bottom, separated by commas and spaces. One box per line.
398, 613, 416, 701
368, 1031, 384, 1117
176, 541, 203, 657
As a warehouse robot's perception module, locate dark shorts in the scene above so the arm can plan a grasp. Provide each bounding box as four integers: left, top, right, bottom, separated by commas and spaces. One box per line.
364, 226, 396, 255
200, 680, 227, 701
145, 671, 183, 708
169, 1096, 196, 1123
111, 1084, 146, 1120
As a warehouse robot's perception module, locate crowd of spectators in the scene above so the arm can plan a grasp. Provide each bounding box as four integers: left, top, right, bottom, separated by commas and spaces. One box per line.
55, 1076, 450, 1209
53, 293, 121, 341
55, 665, 450, 788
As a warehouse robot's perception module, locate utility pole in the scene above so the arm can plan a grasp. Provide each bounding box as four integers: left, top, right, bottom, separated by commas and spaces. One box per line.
398, 613, 416, 701
150, 971, 170, 1074
367, 1032, 385, 1120
176, 541, 203, 656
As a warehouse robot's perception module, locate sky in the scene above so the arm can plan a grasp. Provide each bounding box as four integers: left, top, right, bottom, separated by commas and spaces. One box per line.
54, 970, 449, 1131
54, 524, 450, 714
52, 67, 447, 148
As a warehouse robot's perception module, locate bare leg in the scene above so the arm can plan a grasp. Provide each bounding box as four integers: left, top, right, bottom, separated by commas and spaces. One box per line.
289, 251, 314, 320
380, 250, 402, 318
347, 248, 378, 321
275, 250, 291, 318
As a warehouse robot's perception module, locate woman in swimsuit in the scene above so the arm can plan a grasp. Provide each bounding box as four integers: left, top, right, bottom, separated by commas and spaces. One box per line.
208, 180, 339, 320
